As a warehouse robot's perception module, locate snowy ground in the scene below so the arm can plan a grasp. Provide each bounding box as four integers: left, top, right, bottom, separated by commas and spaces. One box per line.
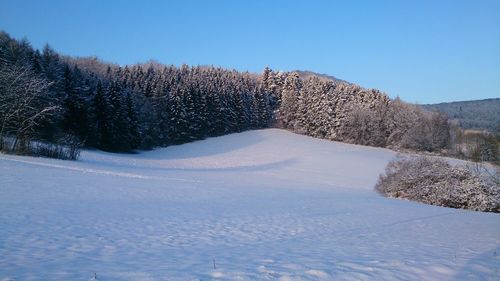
1, 129, 499, 281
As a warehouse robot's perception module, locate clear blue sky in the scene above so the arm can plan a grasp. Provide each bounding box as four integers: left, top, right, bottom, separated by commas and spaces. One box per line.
1, 0, 499, 103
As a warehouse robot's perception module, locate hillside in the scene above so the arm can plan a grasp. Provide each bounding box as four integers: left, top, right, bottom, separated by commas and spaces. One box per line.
294, 70, 349, 84
1, 31, 454, 157
1, 129, 499, 280
423, 98, 500, 133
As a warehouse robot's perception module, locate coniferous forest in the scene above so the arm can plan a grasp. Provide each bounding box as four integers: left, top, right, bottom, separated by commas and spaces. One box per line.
0, 31, 497, 163
3, 1, 500, 279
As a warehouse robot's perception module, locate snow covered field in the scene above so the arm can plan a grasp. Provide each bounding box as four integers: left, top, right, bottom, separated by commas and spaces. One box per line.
1, 129, 499, 281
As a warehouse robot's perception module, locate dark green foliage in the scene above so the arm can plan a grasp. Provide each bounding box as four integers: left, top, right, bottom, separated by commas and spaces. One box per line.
0, 30, 475, 158
423, 99, 500, 133
0, 31, 273, 152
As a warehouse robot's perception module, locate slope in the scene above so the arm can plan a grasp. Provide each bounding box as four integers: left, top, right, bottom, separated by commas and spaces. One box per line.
0, 129, 499, 281
294, 70, 349, 84
423, 98, 500, 133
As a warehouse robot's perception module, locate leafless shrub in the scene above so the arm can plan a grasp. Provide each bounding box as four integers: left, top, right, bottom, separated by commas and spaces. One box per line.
375, 155, 500, 212
466, 161, 500, 187
32, 135, 82, 160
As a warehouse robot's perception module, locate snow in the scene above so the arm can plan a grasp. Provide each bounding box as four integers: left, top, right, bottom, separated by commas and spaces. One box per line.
1, 129, 499, 281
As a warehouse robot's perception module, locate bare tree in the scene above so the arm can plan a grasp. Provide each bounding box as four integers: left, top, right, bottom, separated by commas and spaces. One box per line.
338, 102, 388, 147
0, 61, 59, 152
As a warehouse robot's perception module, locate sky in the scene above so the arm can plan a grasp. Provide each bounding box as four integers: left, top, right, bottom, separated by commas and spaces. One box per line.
0, 0, 499, 103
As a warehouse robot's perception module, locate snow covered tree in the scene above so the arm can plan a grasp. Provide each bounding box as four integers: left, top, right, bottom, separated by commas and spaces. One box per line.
278, 72, 302, 129
0, 30, 458, 156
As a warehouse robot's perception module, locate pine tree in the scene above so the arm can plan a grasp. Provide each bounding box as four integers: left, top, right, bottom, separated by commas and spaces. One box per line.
91, 82, 114, 150
253, 88, 270, 128
279, 72, 302, 129
61, 65, 89, 142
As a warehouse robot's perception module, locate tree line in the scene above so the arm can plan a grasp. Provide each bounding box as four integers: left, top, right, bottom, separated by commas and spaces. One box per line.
0, 31, 496, 163
0, 31, 272, 153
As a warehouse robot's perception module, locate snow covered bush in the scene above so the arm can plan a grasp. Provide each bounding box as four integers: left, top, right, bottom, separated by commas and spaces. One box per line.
375, 156, 500, 212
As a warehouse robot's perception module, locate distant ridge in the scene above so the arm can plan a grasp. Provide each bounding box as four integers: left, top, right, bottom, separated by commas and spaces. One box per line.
423, 98, 500, 133
294, 70, 349, 84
